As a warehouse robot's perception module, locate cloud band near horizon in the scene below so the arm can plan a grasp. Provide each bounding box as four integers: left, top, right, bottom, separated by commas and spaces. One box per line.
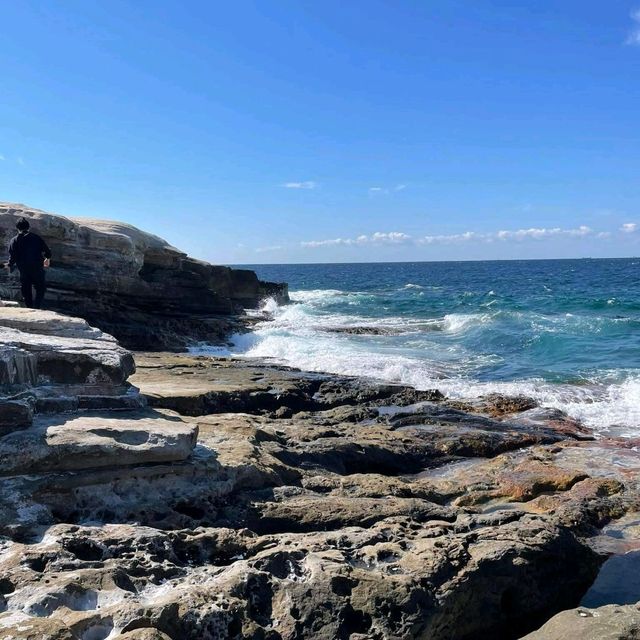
295, 223, 637, 250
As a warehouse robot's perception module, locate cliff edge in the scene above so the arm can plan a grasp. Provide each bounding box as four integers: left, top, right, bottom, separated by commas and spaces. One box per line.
0, 203, 288, 350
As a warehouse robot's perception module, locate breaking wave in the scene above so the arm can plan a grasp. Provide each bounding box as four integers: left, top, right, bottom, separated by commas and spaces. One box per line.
195, 257, 640, 438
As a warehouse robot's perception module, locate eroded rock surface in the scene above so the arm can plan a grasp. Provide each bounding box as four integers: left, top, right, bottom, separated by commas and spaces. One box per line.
522, 603, 640, 639
0, 203, 288, 349
1, 311, 639, 639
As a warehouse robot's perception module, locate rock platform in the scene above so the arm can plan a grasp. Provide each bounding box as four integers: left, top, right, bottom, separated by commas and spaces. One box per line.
0, 307, 638, 639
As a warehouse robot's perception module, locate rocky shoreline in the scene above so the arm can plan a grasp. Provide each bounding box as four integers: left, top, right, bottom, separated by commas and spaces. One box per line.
0, 305, 638, 639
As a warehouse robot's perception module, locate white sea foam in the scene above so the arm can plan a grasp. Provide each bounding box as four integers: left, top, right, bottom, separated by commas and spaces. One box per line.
289, 289, 347, 302
190, 289, 640, 437
249, 295, 453, 335
215, 294, 484, 381
236, 333, 450, 384
442, 313, 493, 333
432, 376, 640, 437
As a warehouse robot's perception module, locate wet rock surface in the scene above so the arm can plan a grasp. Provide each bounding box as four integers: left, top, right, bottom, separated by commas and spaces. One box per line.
0, 311, 639, 639
0, 203, 288, 350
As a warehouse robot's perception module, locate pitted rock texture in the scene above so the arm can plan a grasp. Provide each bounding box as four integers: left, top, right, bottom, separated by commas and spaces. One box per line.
0, 203, 288, 349
0, 407, 634, 640
1, 311, 639, 639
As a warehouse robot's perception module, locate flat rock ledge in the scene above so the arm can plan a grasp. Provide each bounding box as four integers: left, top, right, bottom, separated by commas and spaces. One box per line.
0, 308, 638, 639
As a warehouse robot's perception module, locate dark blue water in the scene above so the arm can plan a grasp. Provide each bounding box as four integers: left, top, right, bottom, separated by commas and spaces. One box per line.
219, 259, 640, 435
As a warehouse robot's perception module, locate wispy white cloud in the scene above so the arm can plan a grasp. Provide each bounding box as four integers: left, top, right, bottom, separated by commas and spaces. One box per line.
626, 9, 640, 44
0, 154, 5, 161
282, 181, 317, 190
418, 231, 485, 245
17, 157, 25, 166
369, 184, 407, 195
496, 225, 593, 240
420, 225, 594, 244
301, 231, 412, 248
302, 225, 610, 249
621, 222, 638, 233
626, 9, 640, 45
301, 237, 353, 248
255, 245, 283, 253
369, 231, 412, 243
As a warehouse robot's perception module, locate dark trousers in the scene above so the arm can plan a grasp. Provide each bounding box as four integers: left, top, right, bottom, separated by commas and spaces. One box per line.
19, 268, 46, 309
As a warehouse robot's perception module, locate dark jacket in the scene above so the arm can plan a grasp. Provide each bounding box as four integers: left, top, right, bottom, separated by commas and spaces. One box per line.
8, 232, 52, 273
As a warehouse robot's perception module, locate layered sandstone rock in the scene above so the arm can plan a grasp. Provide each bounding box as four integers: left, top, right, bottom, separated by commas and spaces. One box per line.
0, 203, 288, 350
0, 307, 140, 425
0, 307, 201, 539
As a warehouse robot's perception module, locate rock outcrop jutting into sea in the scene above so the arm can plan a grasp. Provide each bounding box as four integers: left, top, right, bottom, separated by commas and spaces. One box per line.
0, 203, 288, 350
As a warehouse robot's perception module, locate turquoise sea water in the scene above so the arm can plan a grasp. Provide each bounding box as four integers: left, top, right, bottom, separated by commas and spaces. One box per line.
210, 259, 640, 436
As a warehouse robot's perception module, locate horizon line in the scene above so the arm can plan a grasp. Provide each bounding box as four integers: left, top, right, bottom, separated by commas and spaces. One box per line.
229, 255, 640, 268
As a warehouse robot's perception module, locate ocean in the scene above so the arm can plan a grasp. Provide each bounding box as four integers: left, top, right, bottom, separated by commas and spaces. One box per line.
204, 259, 640, 437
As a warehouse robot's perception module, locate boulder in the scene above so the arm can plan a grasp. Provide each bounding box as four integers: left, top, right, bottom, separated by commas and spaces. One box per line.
522, 603, 640, 639
0, 203, 288, 350
0, 310, 141, 415
0, 308, 136, 421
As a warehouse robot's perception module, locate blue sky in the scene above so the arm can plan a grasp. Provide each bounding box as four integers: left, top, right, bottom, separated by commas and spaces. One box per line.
1, 0, 639, 263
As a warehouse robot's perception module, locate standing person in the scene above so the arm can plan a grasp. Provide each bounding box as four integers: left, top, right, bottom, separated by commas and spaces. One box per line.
7, 218, 52, 309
